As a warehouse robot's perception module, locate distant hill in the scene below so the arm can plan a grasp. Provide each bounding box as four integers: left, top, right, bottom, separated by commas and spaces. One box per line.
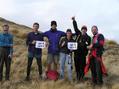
0, 17, 31, 30
0, 17, 119, 89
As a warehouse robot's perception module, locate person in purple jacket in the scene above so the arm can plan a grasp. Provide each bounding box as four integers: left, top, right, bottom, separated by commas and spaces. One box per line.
44, 21, 65, 71
25, 23, 43, 81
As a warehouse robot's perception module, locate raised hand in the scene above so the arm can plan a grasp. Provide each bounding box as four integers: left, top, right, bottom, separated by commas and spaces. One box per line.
32, 40, 36, 44
61, 41, 65, 47
71, 16, 75, 20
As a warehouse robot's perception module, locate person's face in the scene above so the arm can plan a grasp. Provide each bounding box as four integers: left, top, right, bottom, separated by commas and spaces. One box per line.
91, 27, 98, 35
3, 25, 9, 33
81, 29, 87, 35
33, 24, 39, 32
66, 31, 72, 39
51, 24, 57, 30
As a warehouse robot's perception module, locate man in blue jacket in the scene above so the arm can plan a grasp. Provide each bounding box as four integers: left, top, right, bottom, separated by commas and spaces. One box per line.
0, 24, 13, 81
26, 23, 43, 81
44, 21, 65, 71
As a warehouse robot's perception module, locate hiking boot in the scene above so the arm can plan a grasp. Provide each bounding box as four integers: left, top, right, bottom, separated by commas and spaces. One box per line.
39, 75, 43, 80
0, 78, 2, 81
92, 80, 97, 86
5, 78, 10, 81
25, 76, 31, 81
97, 81, 103, 85
69, 80, 74, 85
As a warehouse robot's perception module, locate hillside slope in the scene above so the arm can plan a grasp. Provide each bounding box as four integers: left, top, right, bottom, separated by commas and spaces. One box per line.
0, 17, 119, 89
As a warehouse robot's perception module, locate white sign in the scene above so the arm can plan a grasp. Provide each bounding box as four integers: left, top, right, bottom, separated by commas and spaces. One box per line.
35, 41, 46, 49
68, 42, 78, 50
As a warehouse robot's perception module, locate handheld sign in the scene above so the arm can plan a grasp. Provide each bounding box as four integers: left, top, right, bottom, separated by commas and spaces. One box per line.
35, 41, 46, 49
68, 42, 78, 50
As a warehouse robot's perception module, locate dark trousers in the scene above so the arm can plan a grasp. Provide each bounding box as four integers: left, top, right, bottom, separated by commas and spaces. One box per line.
26, 57, 42, 78
0, 47, 11, 80
74, 53, 86, 80
90, 56, 103, 83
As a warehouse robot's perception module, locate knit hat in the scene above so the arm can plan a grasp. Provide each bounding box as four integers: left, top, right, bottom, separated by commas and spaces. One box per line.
81, 25, 87, 31
66, 29, 72, 33
51, 21, 57, 26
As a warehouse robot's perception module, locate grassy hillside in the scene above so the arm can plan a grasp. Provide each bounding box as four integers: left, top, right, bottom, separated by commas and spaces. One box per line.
0, 17, 119, 89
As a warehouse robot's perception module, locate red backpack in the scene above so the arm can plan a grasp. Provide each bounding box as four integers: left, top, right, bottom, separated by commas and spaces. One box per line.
46, 70, 59, 81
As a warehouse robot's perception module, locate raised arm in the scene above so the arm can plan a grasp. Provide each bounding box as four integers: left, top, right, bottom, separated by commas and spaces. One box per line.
72, 17, 81, 35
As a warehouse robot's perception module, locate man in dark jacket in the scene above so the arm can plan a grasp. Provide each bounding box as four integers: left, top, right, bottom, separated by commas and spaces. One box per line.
71, 17, 91, 82
26, 23, 44, 81
44, 21, 65, 71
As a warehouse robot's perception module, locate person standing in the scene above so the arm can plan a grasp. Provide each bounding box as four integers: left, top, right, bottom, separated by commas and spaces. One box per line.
0, 24, 13, 81
71, 17, 91, 82
59, 29, 74, 82
25, 23, 43, 81
44, 21, 65, 71
87, 26, 106, 85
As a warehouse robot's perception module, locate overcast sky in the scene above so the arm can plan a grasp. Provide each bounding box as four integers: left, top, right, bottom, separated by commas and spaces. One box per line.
0, 0, 119, 43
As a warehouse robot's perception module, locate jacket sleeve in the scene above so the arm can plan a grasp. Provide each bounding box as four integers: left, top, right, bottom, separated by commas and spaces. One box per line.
43, 31, 48, 37
40, 33, 44, 41
73, 20, 81, 35
9, 35, 13, 55
59, 37, 67, 48
61, 31, 66, 37
86, 36, 91, 46
26, 33, 33, 46
93, 34, 105, 48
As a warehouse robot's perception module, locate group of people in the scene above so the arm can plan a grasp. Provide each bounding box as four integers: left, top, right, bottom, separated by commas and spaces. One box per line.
0, 17, 107, 85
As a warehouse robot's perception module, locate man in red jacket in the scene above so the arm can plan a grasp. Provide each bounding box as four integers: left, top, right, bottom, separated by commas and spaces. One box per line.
87, 25, 106, 85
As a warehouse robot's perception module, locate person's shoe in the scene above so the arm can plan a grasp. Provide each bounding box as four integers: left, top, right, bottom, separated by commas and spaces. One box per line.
0, 78, 2, 82
59, 75, 64, 80
97, 81, 103, 85
5, 78, 10, 81
103, 73, 108, 77
92, 80, 97, 86
25, 76, 31, 81
75, 79, 80, 84
39, 75, 43, 80
69, 80, 74, 85
0, 76, 2, 81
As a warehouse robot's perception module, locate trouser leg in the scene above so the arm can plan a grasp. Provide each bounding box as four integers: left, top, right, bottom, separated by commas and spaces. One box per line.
47, 54, 53, 70
95, 57, 103, 84
36, 57, 42, 76
26, 57, 33, 78
90, 56, 97, 83
5, 56, 11, 80
74, 55, 80, 81
0, 56, 4, 81
59, 53, 66, 79
80, 55, 86, 79
53, 54, 59, 71
0, 48, 5, 81
66, 54, 72, 81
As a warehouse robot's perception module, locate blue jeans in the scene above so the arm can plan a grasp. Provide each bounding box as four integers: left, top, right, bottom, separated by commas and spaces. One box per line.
59, 52, 72, 81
